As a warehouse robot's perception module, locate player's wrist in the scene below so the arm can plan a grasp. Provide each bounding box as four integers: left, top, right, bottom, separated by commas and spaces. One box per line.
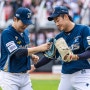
75, 54, 79, 60
30, 54, 34, 58
34, 64, 37, 69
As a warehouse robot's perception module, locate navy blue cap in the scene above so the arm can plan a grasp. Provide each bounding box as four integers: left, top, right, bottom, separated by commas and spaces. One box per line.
48, 6, 68, 21
15, 7, 32, 25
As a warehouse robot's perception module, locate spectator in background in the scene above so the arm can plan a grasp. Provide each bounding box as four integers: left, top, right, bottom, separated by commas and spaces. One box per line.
3, 1, 13, 21
45, 31, 54, 42
69, 0, 80, 23
37, 32, 46, 45
11, 0, 22, 15
45, 0, 53, 16
29, 33, 36, 47
22, 0, 32, 8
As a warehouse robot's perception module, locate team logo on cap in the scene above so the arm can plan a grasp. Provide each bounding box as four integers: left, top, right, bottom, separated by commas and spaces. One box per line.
61, 9, 68, 13
27, 13, 31, 19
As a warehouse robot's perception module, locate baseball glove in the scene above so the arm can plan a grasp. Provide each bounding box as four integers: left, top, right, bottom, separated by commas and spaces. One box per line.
55, 38, 73, 62
44, 38, 56, 59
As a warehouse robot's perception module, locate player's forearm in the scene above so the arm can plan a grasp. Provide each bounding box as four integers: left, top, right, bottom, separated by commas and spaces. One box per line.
27, 46, 42, 56
77, 50, 90, 60
28, 42, 51, 55
10, 43, 50, 59
10, 47, 42, 59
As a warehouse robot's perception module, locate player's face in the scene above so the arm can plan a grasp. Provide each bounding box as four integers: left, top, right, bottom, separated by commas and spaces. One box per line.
17, 20, 28, 33
54, 15, 68, 31
14, 18, 28, 33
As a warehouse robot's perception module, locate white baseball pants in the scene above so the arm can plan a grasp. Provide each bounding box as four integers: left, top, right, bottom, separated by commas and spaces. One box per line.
58, 69, 90, 90
0, 71, 33, 90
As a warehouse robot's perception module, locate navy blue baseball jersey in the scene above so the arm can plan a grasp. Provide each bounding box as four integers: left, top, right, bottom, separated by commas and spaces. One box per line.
0, 25, 31, 73
55, 24, 90, 74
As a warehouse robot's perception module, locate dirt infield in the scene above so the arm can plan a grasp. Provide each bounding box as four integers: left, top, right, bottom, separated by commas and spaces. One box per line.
30, 72, 60, 80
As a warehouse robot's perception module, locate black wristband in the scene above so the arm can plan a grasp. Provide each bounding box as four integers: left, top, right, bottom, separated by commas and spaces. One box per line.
34, 56, 52, 68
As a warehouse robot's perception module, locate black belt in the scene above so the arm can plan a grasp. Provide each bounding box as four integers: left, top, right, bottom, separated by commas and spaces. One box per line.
2, 70, 27, 73
20, 71, 27, 73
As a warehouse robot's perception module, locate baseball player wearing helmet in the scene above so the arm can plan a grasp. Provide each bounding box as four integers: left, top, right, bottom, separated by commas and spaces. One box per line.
30, 6, 90, 90
0, 7, 50, 90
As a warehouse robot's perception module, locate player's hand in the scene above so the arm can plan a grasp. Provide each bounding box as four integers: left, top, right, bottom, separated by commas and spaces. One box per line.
64, 54, 79, 61
31, 54, 39, 64
71, 54, 79, 60
27, 65, 36, 74
38, 42, 51, 52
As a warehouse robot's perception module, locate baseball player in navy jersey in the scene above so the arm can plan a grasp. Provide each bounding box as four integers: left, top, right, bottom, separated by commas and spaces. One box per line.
30, 6, 90, 90
0, 7, 50, 90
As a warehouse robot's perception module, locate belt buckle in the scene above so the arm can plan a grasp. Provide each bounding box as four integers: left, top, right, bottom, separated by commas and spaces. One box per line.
81, 69, 86, 74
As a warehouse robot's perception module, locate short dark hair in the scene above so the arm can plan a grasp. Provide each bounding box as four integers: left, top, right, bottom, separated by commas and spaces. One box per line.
59, 14, 73, 22
68, 15, 73, 22
16, 17, 20, 20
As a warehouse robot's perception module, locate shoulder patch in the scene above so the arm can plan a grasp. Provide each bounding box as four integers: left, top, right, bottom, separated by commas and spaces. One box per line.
6, 41, 17, 53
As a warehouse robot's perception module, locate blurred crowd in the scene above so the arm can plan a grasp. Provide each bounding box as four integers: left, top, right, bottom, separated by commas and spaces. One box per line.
0, 0, 90, 24
0, 0, 90, 47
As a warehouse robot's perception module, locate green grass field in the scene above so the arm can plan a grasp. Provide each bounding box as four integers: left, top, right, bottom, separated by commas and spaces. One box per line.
31, 72, 60, 90
0, 87, 2, 90
32, 79, 60, 90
